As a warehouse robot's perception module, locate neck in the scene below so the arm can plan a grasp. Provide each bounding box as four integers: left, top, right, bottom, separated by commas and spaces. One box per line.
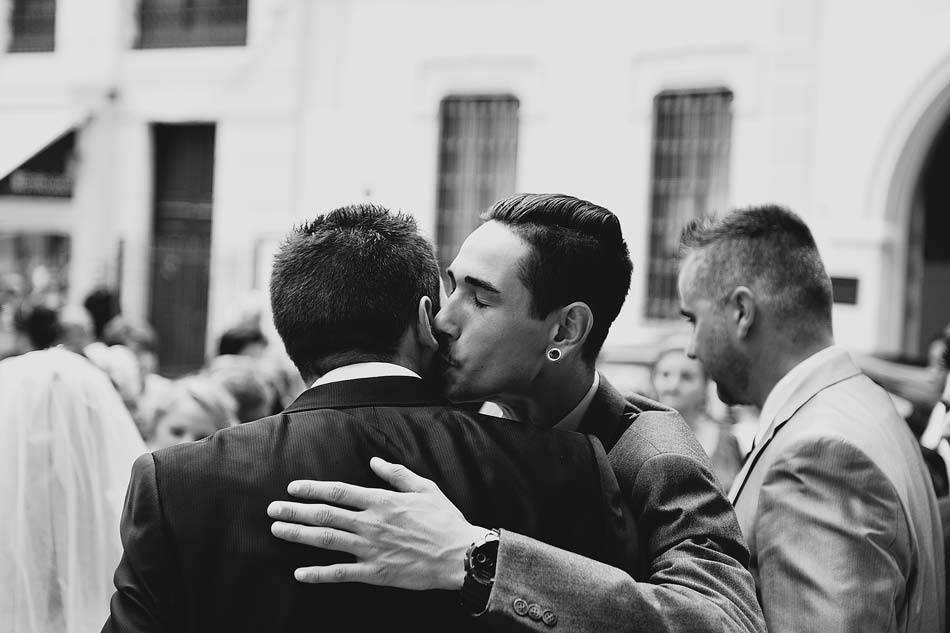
748, 336, 833, 408
496, 362, 596, 426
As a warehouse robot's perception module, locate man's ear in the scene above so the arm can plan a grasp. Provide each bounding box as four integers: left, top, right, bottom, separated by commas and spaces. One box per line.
416, 296, 439, 352
550, 302, 594, 358
730, 286, 756, 340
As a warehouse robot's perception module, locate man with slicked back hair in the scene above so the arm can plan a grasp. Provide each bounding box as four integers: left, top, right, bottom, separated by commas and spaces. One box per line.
270, 194, 766, 633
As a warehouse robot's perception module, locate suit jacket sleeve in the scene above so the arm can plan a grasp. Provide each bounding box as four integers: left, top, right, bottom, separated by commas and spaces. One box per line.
102, 452, 179, 633
481, 448, 765, 633
753, 436, 906, 633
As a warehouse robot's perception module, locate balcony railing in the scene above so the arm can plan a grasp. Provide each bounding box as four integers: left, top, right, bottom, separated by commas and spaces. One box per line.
136, 0, 248, 49
7, 0, 56, 53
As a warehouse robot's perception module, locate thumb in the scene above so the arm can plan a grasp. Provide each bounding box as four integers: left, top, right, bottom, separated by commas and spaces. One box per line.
370, 457, 434, 493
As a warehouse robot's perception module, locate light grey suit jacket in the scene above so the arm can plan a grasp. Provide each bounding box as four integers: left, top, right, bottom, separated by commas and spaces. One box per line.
732, 348, 946, 633
478, 377, 766, 633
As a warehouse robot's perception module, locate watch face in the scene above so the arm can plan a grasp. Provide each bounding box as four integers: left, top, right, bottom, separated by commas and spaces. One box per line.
470, 539, 499, 583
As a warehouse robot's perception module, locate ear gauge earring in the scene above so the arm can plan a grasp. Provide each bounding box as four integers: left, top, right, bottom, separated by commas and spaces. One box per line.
546, 348, 562, 362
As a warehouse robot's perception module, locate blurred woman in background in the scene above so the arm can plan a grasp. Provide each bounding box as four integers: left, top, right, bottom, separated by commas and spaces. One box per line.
651, 346, 743, 491
140, 375, 238, 450
0, 348, 146, 632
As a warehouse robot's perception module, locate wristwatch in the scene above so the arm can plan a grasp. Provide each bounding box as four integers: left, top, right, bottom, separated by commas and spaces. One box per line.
460, 528, 500, 614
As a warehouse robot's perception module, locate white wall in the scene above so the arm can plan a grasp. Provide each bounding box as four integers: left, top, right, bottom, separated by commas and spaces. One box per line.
3, 0, 949, 359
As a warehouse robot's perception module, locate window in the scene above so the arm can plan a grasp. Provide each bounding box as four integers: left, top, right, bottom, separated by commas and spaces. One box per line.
646, 89, 733, 319
435, 96, 519, 269
8, 0, 55, 52
135, 0, 247, 49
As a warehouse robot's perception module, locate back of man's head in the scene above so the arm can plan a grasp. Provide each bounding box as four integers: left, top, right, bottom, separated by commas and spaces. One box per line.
482, 193, 632, 363
679, 204, 833, 340
270, 204, 441, 381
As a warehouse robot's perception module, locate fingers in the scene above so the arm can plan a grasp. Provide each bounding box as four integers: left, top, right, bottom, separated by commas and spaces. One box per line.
369, 457, 436, 493
293, 563, 389, 585
286, 480, 383, 509
270, 522, 368, 555
267, 501, 359, 530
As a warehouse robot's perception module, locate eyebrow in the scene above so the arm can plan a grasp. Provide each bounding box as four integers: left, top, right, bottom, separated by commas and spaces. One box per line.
464, 275, 501, 294
680, 310, 693, 319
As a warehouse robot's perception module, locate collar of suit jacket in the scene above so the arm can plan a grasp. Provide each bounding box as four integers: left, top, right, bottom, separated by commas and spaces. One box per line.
728, 346, 863, 503
283, 376, 448, 413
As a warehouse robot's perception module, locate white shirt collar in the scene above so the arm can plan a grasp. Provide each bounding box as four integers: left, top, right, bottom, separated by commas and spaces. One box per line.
311, 362, 421, 388
755, 344, 841, 447
554, 372, 600, 432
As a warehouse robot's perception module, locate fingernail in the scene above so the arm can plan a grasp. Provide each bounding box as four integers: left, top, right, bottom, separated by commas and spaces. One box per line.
267, 502, 283, 518
288, 482, 301, 495
271, 521, 286, 535
294, 568, 306, 581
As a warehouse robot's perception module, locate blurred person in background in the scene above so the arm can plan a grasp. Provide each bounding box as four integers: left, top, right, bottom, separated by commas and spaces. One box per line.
57, 304, 95, 356
82, 286, 120, 342
217, 325, 268, 358
205, 354, 277, 422
103, 315, 162, 378
651, 346, 743, 491
14, 302, 60, 352
0, 348, 146, 633
922, 326, 950, 489
140, 375, 237, 450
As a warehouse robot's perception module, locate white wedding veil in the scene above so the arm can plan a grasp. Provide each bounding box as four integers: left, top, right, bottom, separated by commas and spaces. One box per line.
0, 348, 147, 633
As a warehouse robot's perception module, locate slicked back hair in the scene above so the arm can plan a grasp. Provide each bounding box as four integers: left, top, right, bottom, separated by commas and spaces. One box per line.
679, 204, 833, 338
482, 193, 633, 364
270, 204, 441, 379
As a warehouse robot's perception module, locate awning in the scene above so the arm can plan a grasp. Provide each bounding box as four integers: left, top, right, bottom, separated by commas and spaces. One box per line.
0, 107, 83, 180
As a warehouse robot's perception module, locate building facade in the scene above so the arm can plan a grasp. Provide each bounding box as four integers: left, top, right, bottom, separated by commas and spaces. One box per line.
1, 0, 948, 372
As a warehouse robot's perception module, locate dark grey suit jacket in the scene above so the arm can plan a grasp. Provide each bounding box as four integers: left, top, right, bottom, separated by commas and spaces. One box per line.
482, 376, 766, 633
102, 376, 632, 632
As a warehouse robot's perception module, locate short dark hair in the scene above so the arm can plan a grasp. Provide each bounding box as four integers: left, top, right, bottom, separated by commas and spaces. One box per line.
482, 193, 632, 363
15, 303, 61, 350
679, 204, 833, 335
270, 204, 441, 379
217, 327, 266, 356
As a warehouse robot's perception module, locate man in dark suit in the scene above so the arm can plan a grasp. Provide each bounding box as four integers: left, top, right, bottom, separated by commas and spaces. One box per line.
269, 194, 766, 632
102, 204, 632, 632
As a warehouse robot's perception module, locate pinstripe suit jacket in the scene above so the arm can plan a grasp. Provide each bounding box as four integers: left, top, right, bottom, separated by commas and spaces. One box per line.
102, 377, 630, 633
731, 348, 946, 633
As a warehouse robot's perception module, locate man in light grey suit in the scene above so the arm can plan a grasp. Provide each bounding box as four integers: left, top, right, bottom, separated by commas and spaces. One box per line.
677, 204, 946, 633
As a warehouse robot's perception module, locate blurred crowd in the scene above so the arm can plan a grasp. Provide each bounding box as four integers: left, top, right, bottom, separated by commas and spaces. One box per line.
0, 285, 305, 451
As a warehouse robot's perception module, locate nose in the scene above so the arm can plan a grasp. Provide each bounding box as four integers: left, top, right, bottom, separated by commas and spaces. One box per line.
685, 339, 697, 360
433, 298, 459, 341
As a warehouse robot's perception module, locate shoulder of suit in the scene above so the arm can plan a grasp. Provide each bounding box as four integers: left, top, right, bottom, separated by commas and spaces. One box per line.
610, 406, 710, 466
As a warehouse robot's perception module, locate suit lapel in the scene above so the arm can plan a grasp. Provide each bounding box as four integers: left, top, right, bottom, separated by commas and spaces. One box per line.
577, 375, 643, 452
729, 348, 863, 504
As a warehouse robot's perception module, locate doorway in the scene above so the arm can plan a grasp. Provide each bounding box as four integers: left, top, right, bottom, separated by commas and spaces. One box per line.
906, 115, 950, 358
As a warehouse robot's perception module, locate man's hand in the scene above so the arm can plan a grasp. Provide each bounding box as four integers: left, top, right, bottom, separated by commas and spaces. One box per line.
267, 457, 487, 591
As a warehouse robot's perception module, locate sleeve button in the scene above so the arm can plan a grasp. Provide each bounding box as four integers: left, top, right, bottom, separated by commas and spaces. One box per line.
527, 603, 543, 621
542, 610, 558, 626
512, 598, 529, 616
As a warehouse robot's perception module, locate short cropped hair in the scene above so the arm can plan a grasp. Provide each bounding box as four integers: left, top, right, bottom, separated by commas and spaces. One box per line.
679, 204, 833, 335
482, 193, 633, 363
270, 204, 441, 379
